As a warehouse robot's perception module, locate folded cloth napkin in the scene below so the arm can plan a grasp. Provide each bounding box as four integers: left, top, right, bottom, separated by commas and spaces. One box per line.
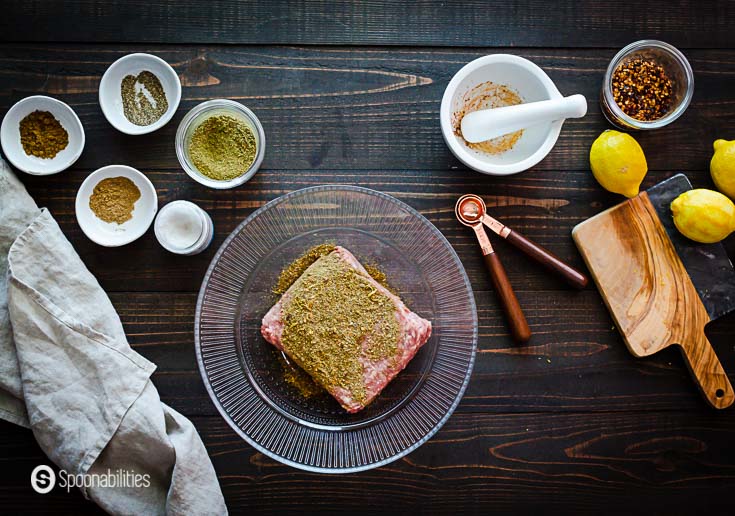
0, 158, 227, 515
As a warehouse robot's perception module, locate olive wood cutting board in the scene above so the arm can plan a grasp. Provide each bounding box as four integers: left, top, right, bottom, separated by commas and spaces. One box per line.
572, 174, 735, 409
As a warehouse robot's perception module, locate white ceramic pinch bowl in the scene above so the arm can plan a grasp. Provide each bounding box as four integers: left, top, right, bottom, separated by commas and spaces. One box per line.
75, 165, 158, 247
99, 53, 181, 135
0, 95, 85, 175
440, 54, 567, 176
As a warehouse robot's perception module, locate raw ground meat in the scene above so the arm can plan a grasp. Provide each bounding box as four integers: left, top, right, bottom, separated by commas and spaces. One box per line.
261, 246, 432, 413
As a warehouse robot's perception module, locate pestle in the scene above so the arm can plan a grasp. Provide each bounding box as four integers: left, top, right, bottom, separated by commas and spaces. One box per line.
460, 94, 588, 143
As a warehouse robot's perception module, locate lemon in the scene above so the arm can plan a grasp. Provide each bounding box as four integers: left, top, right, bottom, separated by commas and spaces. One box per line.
589, 130, 648, 198
711, 139, 735, 200
671, 189, 735, 244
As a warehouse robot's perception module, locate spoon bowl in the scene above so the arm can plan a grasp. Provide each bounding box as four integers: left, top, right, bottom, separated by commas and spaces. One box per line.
455, 194, 486, 226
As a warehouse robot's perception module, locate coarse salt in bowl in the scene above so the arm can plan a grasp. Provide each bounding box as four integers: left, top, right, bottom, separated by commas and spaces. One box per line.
154, 200, 214, 255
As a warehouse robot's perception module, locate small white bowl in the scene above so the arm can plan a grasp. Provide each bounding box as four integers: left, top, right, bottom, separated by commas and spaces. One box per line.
175, 99, 265, 189
75, 165, 158, 247
99, 53, 181, 135
0, 95, 85, 175
440, 54, 564, 176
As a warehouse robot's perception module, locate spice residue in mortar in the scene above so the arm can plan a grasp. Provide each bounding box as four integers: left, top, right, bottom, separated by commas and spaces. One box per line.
89, 176, 141, 224
188, 114, 257, 181
19, 110, 69, 159
121, 71, 169, 126
612, 57, 674, 121
453, 81, 524, 155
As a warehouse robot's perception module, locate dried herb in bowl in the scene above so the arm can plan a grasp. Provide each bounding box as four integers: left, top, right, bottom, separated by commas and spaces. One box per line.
121, 70, 169, 126
188, 114, 257, 181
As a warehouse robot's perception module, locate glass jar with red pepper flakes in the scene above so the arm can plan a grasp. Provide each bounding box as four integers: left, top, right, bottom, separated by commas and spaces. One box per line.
601, 40, 694, 130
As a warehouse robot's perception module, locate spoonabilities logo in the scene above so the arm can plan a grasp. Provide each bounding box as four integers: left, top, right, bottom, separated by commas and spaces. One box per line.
31, 465, 56, 494
30, 465, 150, 494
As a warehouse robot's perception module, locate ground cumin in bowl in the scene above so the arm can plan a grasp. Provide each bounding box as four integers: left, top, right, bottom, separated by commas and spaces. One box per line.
0, 95, 85, 175
175, 99, 266, 189
74, 165, 158, 247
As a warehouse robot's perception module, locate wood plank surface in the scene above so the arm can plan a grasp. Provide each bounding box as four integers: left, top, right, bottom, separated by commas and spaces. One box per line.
3, 2, 735, 514
1, 46, 734, 173
12, 166, 733, 293
3, 412, 735, 514
2, 1, 735, 48
110, 291, 735, 416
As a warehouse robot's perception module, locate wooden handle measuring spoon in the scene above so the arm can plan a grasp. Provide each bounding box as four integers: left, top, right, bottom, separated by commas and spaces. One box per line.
456, 197, 531, 343
460, 194, 588, 289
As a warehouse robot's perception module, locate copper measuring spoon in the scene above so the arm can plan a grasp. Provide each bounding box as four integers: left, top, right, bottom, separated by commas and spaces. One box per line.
456, 196, 531, 343
457, 194, 588, 289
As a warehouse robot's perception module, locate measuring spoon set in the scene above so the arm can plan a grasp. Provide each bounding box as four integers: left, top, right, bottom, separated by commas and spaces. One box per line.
455, 194, 588, 342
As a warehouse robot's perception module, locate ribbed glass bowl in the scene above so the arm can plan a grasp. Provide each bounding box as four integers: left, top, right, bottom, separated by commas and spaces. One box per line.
195, 185, 477, 473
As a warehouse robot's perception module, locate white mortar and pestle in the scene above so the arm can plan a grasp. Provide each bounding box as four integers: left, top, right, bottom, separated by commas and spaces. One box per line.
440, 55, 587, 175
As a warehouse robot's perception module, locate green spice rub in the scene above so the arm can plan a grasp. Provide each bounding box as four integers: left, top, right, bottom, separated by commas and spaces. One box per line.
274, 244, 394, 296
363, 263, 395, 293
273, 244, 336, 295
280, 252, 400, 405
276, 352, 323, 398
188, 114, 257, 181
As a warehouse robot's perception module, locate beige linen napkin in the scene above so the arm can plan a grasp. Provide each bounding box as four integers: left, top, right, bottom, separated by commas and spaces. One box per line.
0, 158, 227, 515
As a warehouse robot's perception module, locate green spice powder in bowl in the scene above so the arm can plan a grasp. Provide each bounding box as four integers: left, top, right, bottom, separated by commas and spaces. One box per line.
176, 99, 265, 189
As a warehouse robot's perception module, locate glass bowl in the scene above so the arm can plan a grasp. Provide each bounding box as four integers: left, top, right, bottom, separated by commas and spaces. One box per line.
175, 99, 265, 189
601, 40, 694, 130
194, 186, 478, 473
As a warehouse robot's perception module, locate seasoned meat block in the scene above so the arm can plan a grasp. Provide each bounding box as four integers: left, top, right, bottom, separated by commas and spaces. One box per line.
261, 246, 432, 413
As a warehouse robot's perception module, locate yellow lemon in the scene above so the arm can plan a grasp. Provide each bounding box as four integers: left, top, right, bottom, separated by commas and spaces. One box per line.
671, 189, 735, 244
711, 139, 735, 200
589, 130, 648, 198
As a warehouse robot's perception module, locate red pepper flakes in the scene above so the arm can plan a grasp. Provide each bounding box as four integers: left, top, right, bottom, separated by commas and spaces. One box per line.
612, 57, 674, 121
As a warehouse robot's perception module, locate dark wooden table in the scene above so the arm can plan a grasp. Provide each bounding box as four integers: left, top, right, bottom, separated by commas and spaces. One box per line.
2, 2, 735, 514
